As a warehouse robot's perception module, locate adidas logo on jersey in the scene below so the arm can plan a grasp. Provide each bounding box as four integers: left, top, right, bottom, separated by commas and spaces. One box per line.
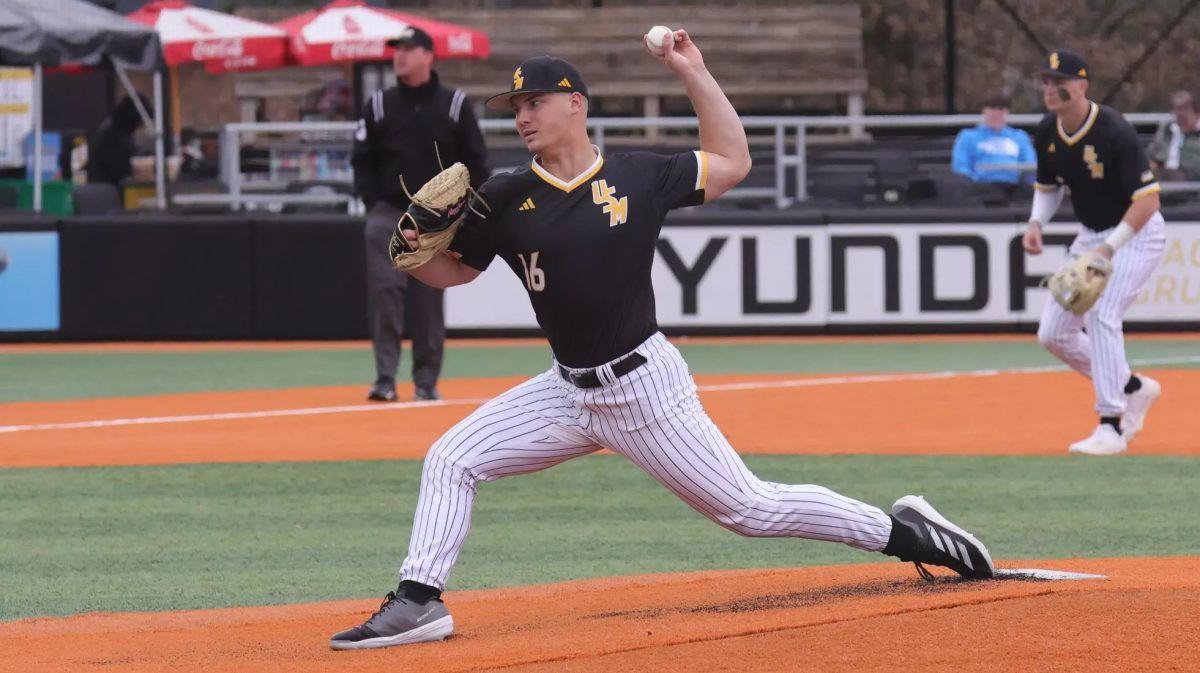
518, 197, 536, 211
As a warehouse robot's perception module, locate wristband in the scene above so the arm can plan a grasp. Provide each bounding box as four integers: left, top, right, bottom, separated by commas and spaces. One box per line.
1104, 221, 1136, 251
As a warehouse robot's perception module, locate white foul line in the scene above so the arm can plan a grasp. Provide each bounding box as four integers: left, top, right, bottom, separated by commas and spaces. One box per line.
693, 366, 1064, 392
2, 355, 1198, 435
0, 398, 492, 434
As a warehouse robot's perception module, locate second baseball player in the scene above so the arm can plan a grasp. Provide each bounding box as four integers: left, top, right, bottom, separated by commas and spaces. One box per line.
1023, 49, 1167, 455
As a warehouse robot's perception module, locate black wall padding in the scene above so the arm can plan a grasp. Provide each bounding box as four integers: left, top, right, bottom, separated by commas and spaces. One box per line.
0, 215, 58, 232
251, 216, 368, 339
59, 216, 253, 339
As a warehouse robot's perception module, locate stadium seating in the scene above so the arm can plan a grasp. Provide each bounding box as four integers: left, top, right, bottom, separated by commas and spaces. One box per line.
427, 6, 867, 115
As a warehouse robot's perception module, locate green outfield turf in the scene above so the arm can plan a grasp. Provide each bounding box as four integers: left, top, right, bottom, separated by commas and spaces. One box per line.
2, 454, 1197, 621
4, 338, 1200, 403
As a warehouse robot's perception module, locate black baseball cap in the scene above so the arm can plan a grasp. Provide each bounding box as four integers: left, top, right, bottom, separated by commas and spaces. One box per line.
485, 56, 588, 111
386, 26, 434, 52
1041, 49, 1088, 80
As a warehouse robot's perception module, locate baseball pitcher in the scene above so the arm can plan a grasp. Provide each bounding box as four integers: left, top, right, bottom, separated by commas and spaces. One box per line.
330, 30, 995, 651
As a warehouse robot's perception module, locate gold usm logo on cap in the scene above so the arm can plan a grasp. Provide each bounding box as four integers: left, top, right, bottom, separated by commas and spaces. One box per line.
1078, 68, 1087, 77
1049, 52, 1060, 69
513, 67, 524, 90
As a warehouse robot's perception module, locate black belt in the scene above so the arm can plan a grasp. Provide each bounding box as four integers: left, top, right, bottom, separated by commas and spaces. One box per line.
558, 352, 648, 389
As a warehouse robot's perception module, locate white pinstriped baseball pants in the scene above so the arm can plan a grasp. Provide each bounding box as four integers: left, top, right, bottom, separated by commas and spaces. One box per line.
399, 333, 892, 590
1037, 213, 1167, 415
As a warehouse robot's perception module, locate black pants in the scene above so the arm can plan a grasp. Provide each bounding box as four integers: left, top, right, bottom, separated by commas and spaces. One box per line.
365, 201, 445, 389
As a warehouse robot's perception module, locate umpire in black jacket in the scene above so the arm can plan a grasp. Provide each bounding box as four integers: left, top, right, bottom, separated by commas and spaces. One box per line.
352, 26, 488, 402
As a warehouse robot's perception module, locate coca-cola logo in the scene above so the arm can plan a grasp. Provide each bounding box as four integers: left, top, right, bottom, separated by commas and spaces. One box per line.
330, 41, 385, 60
192, 39, 245, 61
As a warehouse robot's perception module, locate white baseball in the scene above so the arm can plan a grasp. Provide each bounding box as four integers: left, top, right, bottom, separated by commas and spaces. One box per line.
645, 25, 674, 54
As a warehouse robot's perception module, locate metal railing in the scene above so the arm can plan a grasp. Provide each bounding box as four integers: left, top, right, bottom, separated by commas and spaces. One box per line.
209, 113, 1175, 211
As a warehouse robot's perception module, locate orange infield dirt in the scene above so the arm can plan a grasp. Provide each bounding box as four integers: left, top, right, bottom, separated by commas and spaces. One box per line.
3, 557, 1196, 673
1, 369, 1197, 467
2, 361, 1198, 672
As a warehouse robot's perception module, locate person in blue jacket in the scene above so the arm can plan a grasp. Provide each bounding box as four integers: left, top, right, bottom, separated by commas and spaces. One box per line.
952, 96, 1035, 203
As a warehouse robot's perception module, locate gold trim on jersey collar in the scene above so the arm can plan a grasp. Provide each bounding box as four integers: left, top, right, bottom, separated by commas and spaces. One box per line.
1057, 102, 1099, 147
530, 145, 604, 193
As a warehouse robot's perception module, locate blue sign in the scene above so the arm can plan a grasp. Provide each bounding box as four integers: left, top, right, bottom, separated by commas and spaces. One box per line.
22, 132, 62, 182
0, 231, 60, 331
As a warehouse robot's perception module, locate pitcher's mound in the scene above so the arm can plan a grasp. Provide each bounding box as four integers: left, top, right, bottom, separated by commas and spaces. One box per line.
3, 557, 1196, 672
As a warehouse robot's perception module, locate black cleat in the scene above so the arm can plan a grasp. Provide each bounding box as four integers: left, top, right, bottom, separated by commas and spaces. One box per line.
886, 495, 995, 580
414, 386, 441, 401
367, 382, 398, 402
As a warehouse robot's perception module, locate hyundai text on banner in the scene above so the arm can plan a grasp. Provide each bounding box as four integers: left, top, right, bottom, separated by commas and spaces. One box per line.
444, 221, 1200, 330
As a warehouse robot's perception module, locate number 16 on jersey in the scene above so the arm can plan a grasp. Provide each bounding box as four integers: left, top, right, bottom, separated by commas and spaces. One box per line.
518, 252, 546, 292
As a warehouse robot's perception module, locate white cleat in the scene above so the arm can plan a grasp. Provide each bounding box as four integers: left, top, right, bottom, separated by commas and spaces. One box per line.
1068, 424, 1127, 456
1121, 375, 1161, 444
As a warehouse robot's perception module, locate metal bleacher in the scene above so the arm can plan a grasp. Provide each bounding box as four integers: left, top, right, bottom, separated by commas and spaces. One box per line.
199, 112, 1180, 214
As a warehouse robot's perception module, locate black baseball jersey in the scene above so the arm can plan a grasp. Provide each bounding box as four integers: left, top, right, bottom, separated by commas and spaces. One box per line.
451, 149, 709, 367
1034, 102, 1161, 232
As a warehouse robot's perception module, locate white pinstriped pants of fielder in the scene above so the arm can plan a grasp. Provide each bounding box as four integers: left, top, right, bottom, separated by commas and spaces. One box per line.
399, 333, 892, 590
1037, 212, 1167, 415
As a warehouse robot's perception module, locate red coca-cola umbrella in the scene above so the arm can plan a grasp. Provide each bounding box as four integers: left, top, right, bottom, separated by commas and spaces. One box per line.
127, 0, 287, 69
128, 1, 288, 141
279, 0, 490, 66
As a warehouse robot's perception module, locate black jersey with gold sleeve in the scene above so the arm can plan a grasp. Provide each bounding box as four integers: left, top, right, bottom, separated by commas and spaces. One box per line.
1033, 102, 1161, 232
450, 149, 709, 368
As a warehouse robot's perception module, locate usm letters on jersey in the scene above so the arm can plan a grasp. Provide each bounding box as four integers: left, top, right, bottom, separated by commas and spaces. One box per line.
590, 179, 629, 227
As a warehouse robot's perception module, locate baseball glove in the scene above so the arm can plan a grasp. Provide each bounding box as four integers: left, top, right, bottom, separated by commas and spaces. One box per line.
1046, 251, 1112, 315
389, 162, 473, 270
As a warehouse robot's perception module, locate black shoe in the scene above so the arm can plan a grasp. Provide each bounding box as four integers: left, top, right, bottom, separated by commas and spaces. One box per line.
885, 495, 995, 580
414, 386, 441, 401
329, 585, 453, 650
367, 382, 397, 402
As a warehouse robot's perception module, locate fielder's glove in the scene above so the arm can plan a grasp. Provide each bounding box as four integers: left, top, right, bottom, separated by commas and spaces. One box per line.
1045, 251, 1112, 315
389, 162, 480, 270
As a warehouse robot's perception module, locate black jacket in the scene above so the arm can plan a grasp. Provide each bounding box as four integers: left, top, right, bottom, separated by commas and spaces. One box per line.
88, 95, 148, 186
351, 71, 488, 210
